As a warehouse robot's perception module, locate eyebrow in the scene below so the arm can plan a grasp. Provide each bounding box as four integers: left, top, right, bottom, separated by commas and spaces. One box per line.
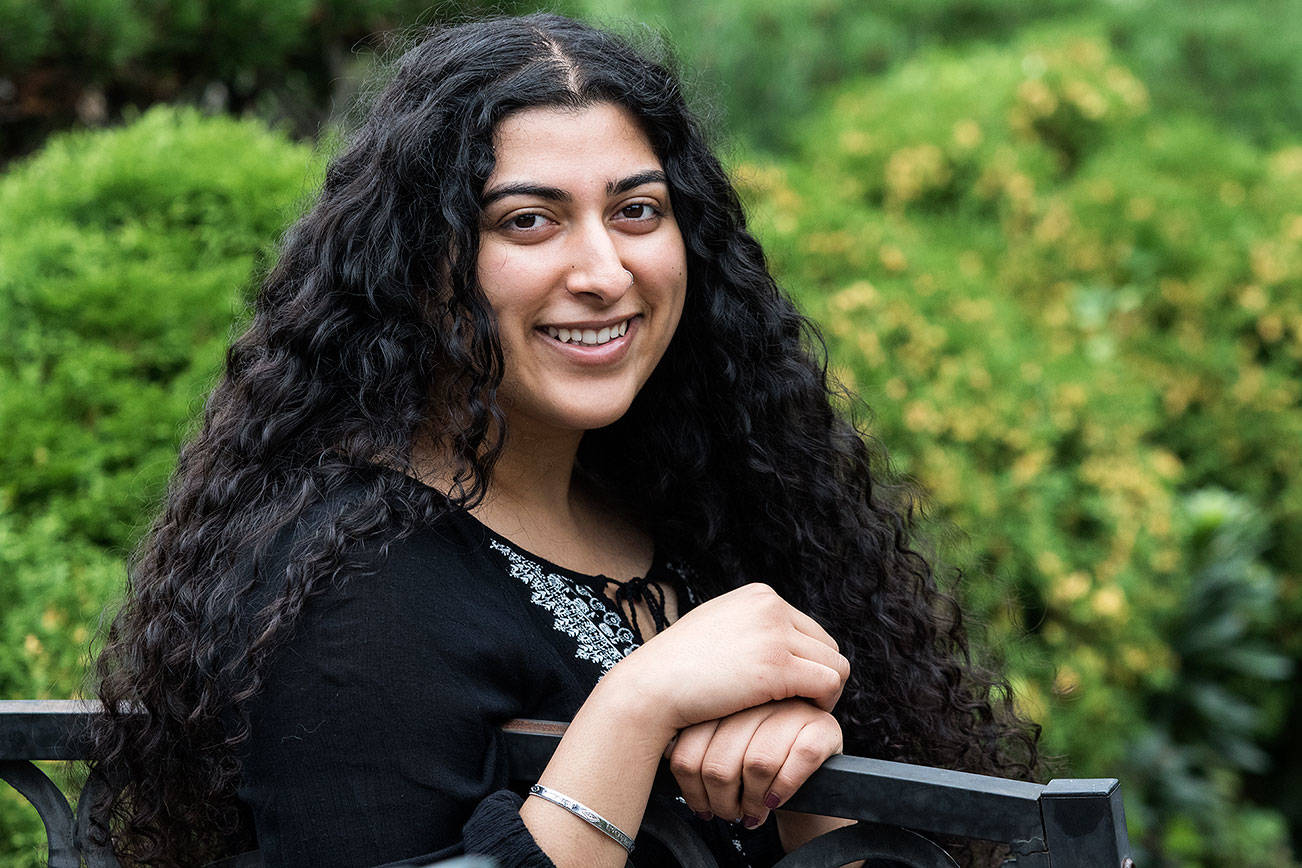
480, 170, 668, 208
607, 169, 668, 196
480, 183, 571, 207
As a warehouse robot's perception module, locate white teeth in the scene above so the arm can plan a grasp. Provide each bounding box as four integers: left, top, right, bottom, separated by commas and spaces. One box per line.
543, 318, 633, 346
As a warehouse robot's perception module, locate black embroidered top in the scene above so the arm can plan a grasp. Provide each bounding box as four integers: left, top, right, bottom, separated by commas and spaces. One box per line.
233, 477, 784, 867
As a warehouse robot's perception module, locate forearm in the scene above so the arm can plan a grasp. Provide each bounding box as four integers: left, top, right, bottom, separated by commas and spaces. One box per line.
519, 673, 676, 868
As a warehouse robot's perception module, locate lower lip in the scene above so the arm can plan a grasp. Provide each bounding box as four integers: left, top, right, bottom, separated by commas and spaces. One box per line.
536, 318, 639, 366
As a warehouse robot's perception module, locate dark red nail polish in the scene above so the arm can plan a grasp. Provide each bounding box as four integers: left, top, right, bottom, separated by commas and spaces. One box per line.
763, 792, 780, 810
694, 811, 713, 821
743, 814, 761, 829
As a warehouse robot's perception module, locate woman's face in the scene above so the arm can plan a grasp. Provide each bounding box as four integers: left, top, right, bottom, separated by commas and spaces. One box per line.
477, 101, 687, 438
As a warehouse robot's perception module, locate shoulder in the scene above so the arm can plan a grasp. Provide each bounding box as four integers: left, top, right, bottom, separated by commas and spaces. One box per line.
230, 476, 536, 867
241, 472, 531, 662
250, 472, 479, 582
235, 473, 549, 733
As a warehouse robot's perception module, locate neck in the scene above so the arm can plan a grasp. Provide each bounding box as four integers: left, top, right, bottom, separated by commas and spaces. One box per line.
411, 418, 589, 537
482, 422, 585, 524
411, 418, 656, 582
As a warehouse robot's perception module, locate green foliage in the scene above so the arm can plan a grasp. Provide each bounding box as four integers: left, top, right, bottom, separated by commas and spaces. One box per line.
0, 0, 527, 81
1105, 0, 1302, 147
0, 0, 557, 160
0, 106, 321, 552
6, 0, 1293, 167
1126, 490, 1293, 866
577, 0, 1094, 150
576, 0, 1299, 152
0, 0, 56, 71
0, 106, 321, 863
739, 29, 1300, 863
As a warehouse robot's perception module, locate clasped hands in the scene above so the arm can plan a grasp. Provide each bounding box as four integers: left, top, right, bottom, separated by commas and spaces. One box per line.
615, 583, 850, 834
666, 697, 843, 829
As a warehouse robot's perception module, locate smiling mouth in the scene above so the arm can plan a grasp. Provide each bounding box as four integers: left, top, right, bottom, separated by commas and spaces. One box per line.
541, 316, 634, 346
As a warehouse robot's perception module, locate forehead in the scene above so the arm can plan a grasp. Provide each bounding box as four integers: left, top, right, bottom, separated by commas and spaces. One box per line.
488, 102, 662, 184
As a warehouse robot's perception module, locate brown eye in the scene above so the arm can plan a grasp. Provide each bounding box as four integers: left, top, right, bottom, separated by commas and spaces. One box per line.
509, 213, 545, 230
620, 204, 657, 220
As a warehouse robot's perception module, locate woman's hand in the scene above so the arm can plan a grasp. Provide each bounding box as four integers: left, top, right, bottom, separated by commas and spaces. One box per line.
606, 583, 849, 737
524, 586, 847, 868
666, 698, 843, 828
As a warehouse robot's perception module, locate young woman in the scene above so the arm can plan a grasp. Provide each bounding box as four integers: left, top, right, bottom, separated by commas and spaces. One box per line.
89, 13, 1039, 868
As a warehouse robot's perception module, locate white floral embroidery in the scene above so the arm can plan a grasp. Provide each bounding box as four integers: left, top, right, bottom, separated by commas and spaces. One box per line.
487, 539, 638, 672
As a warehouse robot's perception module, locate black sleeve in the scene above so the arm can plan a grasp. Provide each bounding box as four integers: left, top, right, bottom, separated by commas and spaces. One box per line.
235, 522, 557, 868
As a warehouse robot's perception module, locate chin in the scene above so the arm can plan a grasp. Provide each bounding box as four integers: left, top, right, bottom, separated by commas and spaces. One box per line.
505, 398, 635, 435
568, 407, 633, 432
557, 394, 638, 431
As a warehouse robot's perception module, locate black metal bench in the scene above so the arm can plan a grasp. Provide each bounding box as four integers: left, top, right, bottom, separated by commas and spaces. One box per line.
1, 700, 1133, 867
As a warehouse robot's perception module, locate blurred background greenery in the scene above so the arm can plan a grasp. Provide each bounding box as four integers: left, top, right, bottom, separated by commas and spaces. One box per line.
1, 1, 1299, 865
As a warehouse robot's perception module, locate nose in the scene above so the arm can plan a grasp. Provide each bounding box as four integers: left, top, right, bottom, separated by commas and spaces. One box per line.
564, 219, 630, 302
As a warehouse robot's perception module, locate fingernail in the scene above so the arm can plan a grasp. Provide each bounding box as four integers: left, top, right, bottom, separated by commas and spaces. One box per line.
694, 811, 713, 821
763, 792, 781, 810
743, 814, 761, 829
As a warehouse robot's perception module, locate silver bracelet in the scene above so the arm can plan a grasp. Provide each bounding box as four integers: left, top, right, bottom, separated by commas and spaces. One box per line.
527, 784, 636, 853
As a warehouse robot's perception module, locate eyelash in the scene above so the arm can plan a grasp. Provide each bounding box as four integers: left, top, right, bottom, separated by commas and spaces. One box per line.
617, 203, 662, 221
496, 201, 664, 232
506, 213, 548, 230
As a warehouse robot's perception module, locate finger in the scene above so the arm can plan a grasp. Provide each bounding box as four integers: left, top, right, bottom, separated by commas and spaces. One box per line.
786, 606, 840, 651
790, 631, 851, 689
765, 718, 844, 813
737, 707, 809, 823
699, 708, 771, 822
668, 719, 719, 818
781, 652, 848, 712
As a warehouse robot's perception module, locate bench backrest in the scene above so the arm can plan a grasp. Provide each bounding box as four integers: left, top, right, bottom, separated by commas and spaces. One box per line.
1, 700, 1133, 868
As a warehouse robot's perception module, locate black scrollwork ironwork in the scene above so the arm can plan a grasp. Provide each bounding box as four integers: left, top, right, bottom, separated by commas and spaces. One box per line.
0, 759, 82, 868
774, 821, 959, 868
637, 796, 722, 868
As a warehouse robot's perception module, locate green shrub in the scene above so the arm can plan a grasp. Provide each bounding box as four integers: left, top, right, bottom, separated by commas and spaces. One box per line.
0, 0, 553, 161
574, 0, 1298, 153
0, 107, 322, 550
739, 29, 1300, 864
1106, 0, 1302, 146
6, 1, 1294, 168
0, 106, 321, 864
576, 0, 1095, 150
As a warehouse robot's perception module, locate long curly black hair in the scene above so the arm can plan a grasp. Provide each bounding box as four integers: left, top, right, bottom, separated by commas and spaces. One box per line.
88, 13, 1040, 866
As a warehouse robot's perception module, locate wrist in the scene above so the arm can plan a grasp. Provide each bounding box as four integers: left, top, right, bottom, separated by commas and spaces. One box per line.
523, 659, 676, 864
584, 659, 679, 750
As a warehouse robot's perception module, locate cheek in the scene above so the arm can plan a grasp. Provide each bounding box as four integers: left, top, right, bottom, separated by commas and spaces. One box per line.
631, 233, 687, 295
477, 248, 550, 324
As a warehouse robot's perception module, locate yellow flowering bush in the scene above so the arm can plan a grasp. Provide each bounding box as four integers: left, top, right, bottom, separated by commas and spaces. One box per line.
742, 30, 1298, 866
